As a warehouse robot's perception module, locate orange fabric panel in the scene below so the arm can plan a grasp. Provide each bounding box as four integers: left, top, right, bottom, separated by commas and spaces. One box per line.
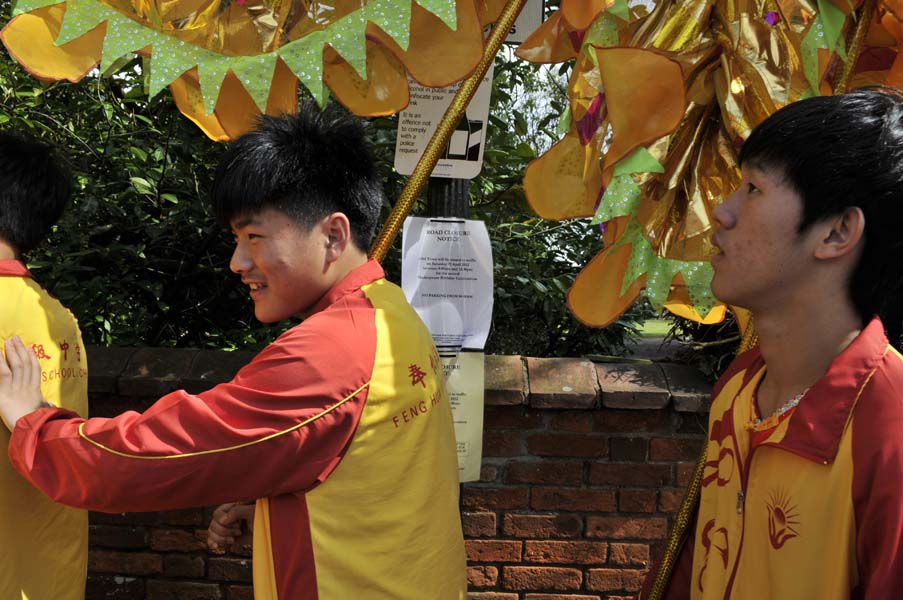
1, 5, 103, 83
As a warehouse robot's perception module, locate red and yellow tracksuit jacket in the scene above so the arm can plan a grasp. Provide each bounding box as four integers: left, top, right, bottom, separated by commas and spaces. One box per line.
0, 259, 89, 600
8, 260, 467, 599
647, 317, 903, 599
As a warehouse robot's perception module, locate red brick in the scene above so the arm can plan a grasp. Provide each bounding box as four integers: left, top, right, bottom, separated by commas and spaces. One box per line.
502, 514, 583, 539
164, 554, 206, 578
659, 489, 685, 513
89, 524, 148, 549
209, 557, 253, 582
527, 358, 599, 410
618, 489, 657, 513
524, 596, 603, 600
468, 594, 519, 600
485, 406, 545, 429
523, 541, 608, 565
156, 509, 204, 526
649, 437, 705, 462
468, 566, 499, 587
549, 411, 595, 432
586, 516, 668, 540
587, 463, 670, 487
89, 550, 163, 575
586, 568, 647, 592
481, 464, 500, 482
146, 580, 223, 600
502, 566, 582, 591
531, 488, 615, 512
506, 460, 582, 485
676, 462, 698, 487
226, 586, 254, 600
462, 487, 530, 510
484, 431, 526, 457
594, 410, 671, 433
463, 512, 497, 537
466, 540, 523, 562
87, 574, 145, 599
149, 528, 207, 552
527, 434, 608, 458
90, 511, 159, 525
609, 437, 648, 462
609, 543, 650, 567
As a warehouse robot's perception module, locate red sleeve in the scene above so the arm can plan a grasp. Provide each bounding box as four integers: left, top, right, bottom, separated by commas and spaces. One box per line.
7, 320, 374, 513
851, 356, 903, 599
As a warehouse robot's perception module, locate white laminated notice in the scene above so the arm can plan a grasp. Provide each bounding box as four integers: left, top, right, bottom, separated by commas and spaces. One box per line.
442, 351, 484, 482
401, 216, 494, 352
394, 63, 494, 179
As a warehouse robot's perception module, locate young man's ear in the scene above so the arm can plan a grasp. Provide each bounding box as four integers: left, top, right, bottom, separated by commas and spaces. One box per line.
814, 206, 865, 261
323, 212, 352, 262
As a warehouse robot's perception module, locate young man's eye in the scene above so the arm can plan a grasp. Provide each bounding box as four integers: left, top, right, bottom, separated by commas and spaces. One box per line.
747, 183, 759, 193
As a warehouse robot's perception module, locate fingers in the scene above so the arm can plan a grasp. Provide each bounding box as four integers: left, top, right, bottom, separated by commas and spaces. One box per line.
207, 503, 241, 554
9, 338, 39, 390
0, 338, 14, 379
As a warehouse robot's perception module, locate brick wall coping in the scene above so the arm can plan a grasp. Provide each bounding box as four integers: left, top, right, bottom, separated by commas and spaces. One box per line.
86, 347, 713, 414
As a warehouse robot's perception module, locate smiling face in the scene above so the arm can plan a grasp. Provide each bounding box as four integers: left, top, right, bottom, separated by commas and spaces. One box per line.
710, 164, 823, 312
229, 208, 333, 323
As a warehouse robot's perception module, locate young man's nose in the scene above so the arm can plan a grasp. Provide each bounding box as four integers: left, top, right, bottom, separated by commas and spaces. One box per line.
230, 244, 252, 275
713, 191, 738, 229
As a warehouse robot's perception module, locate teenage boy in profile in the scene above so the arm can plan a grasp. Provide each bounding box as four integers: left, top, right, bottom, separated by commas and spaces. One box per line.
0, 132, 89, 599
0, 104, 467, 599
641, 88, 903, 599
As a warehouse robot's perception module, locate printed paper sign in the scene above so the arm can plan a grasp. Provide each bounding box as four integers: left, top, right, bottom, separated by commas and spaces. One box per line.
394, 63, 494, 179
401, 216, 494, 351
443, 350, 484, 482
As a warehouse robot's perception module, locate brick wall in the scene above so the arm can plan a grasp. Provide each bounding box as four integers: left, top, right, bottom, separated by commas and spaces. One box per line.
78, 347, 713, 600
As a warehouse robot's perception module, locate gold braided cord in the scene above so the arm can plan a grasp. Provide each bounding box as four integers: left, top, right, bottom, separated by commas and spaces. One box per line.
369, 0, 529, 261
738, 315, 759, 353
834, 0, 878, 95
646, 445, 707, 600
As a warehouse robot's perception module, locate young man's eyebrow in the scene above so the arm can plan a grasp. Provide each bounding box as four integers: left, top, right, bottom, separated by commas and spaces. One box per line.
231, 216, 259, 230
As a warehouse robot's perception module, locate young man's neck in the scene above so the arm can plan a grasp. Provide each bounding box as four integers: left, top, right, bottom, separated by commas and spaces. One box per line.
329, 246, 370, 281
752, 291, 862, 413
0, 240, 16, 261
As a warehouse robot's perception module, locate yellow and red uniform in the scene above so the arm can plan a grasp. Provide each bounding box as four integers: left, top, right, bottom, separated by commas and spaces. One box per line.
0, 259, 88, 600
647, 317, 903, 599
8, 260, 466, 599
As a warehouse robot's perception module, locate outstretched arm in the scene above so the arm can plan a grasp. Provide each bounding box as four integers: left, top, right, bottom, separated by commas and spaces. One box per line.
3, 328, 371, 513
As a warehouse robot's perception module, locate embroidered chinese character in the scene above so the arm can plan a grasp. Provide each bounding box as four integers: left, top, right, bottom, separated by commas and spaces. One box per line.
76, 343, 81, 362
409, 363, 427, 388
59, 340, 69, 361
31, 344, 52, 360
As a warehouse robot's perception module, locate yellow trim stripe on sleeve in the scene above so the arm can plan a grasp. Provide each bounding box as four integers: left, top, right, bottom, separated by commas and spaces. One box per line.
77, 381, 371, 460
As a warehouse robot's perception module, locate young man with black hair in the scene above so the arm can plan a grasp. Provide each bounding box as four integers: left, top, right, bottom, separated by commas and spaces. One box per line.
641, 87, 903, 599
0, 103, 467, 599
0, 132, 89, 599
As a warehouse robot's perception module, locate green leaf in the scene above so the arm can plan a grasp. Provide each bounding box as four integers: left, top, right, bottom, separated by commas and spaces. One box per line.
514, 111, 528, 136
